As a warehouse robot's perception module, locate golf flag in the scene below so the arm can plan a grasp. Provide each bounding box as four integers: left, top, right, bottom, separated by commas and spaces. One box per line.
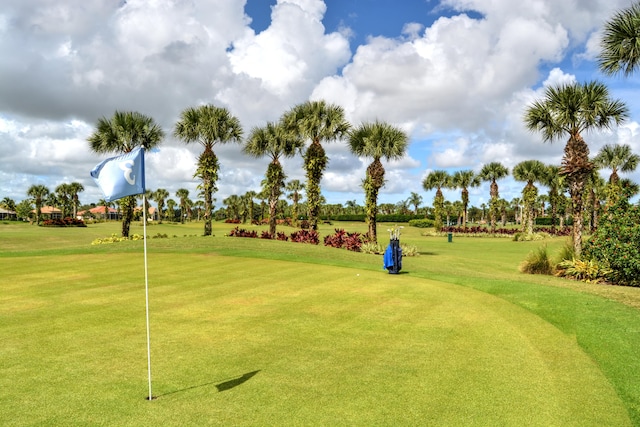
91, 147, 145, 202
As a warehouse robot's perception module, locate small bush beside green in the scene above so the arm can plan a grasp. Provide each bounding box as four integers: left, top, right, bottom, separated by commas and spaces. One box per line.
519, 245, 553, 275
408, 218, 434, 228
323, 229, 363, 252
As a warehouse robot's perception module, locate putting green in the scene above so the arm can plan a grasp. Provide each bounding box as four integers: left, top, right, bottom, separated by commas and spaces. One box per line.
1, 253, 632, 426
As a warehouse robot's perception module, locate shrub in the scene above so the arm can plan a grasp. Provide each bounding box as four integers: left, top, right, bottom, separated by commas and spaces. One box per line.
42, 217, 87, 227
276, 232, 289, 241
400, 243, 419, 257
361, 242, 383, 254
260, 231, 273, 239
290, 229, 319, 245
224, 218, 241, 224
555, 258, 612, 283
228, 227, 258, 238
323, 229, 363, 252
513, 232, 551, 241
583, 199, 640, 286
519, 245, 553, 275
408, 218, 434, 228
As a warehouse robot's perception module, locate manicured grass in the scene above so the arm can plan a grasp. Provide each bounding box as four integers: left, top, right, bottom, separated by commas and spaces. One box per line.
1, 220, 639, 426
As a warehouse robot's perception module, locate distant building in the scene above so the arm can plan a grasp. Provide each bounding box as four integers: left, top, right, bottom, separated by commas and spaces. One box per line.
34, 206, 62, 219
0, 207, 17, 220
77, 206, 120, 220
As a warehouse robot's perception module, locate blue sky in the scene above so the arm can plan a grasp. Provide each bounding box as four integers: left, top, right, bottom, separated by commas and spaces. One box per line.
1, 0, 639, 210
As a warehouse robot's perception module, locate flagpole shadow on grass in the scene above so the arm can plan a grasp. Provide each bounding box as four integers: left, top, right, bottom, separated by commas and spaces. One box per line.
155, 370, 261, 398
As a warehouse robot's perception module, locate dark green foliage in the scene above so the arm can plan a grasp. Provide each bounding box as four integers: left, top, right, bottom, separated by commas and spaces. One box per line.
584, 199, 640, 286
408, 218, 434, 228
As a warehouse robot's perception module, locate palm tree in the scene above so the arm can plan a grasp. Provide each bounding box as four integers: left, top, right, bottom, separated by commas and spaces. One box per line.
27, 184, 49, 225
524, 81, 628, 256
244, 121, 303, 235
513, 160, 548, 235
174, 104, 243, 236
175, 188, 190, 224
244, 191, 257, 224
68, 182, 84, 218
286, 179, 305, 226
423, 170, 451, 231
54, 183, 73, 218
593, 143, 640, 207
407, 192, 423, 215
97, 198, 113, 220
348, 121, 408, 243
510, 197, 522, 225
540, 165, 564, 234
88, 110, 164, 237
223, 195, 242, 221
283, 100, 350, 230
152, 188, 169, 223
477, 162, 509, 232
451, 170, 480, 228
166, 199, 177, 222
598, 2, 640, 77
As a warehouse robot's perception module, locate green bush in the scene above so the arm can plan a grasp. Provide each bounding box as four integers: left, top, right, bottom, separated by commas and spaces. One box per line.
519, 245, 553, 275
583, 199, 640, 286
408, 218, 434, 228
555, 258, 612, 283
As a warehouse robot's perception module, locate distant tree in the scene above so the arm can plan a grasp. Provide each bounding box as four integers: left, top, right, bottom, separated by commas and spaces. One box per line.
513, 160, 547, 235
1, 197, 16, 211
478, 162, 509, 232
348, 121, 408, 243
286, 180, 305, 226
176, 188, 190, 224
451, 170, 480, 228
423, 170, 450, 231
283, 100, 350, 230
407, 192, 422, 215
540, 165, 564, 234
27, 184, 50, 225
152, 188, 169, 222
166, 199, 177, 222
87, 110, 164, 237
16, 199, 33, 221
244, 121, 303, 234
174, 104, 243, 236
68, 182, 84, 218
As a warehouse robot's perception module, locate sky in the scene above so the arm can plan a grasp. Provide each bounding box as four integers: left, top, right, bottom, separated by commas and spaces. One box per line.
2, 0, 640, 211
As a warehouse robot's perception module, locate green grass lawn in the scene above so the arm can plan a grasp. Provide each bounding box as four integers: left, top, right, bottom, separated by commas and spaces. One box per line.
1, 220, 640, 426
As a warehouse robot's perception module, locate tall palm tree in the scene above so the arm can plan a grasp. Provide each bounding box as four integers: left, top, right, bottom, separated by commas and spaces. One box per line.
175, 188, 190, 224
598, 2, 640, 77
594, 143, 640, 184
524, 81, 628, 256
477, 162, 509, 232
513, 160, 547, 235
152, 188, 169, 223
283, 100, 350, 230
174, 104, 243, 236
285, 179, 305, 226
348, 121, 408, 243
585, 170, 607, 233
510, 197, 522, 225
166, 199, 177, 222
27, 184, 49, 225
88, 110, 164, 237
423, 170, 451, 231
451, 170, 480, 228
67, 182, 84, 218
55, 183, 73, 218
244, 121, 303, 235
407, 192, 423, 215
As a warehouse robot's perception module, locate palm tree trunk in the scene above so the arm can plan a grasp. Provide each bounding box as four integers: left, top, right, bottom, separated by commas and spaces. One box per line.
561, 134, 593, 257
304, 141, 327, 231
121, 196, 135, 238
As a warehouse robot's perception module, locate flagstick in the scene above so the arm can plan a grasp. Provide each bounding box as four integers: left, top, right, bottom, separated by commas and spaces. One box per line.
142, 194, 153, 400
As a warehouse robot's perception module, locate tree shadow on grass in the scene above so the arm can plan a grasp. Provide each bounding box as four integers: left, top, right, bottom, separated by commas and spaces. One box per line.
156, 370, 260, 398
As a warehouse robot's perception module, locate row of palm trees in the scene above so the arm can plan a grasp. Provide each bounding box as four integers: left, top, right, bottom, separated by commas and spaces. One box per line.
25, 182, 85, 224
86, 100, 407, 244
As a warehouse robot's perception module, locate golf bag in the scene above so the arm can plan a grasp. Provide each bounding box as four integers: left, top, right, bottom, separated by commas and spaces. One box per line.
383, 238, 402, 274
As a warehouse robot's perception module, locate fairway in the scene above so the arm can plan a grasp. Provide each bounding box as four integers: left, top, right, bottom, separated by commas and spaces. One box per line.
1, 221, 639, 426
